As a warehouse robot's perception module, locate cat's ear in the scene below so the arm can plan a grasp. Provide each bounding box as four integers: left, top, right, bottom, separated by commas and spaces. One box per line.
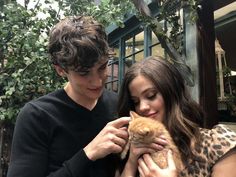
130, 111, 139, 121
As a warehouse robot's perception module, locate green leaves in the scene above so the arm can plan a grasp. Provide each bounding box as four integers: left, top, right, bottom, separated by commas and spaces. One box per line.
0, 2, 64, 122
1, 0, 132, 122
59, 0, 134, 28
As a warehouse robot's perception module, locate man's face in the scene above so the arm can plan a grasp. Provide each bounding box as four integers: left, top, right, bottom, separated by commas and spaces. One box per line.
65, 58, 108, 103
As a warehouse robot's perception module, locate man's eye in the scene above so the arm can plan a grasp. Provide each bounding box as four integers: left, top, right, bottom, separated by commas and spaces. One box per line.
99, 62, 108, 70
78, 71, 89, 76
100, 65, 107, 70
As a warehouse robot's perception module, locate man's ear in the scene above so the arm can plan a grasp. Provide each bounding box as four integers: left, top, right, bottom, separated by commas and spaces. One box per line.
54, 65, 66, 77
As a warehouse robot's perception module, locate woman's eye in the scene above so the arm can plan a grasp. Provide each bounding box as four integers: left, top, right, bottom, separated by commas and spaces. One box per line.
147, 93, 156, 99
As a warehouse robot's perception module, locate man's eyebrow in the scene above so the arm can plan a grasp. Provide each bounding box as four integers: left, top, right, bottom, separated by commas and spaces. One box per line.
74, 66, 90, 72
99, 58, 109, 64
103, 60, 109, 65
99, 60, 108, 67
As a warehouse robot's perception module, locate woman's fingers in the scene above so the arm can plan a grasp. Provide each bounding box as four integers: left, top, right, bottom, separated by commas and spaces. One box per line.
138, 166, 145, 177
138, 154, 159, 177
132, 141, 164, 151
137, 151, 178, 177
167, 150, 176, 170
133, 136, 167, 151
138, 155, 150, 174
154, 136, 168, 146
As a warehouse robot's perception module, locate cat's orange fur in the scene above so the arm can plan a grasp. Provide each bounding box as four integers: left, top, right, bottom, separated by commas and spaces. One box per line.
121, 111, 184, 173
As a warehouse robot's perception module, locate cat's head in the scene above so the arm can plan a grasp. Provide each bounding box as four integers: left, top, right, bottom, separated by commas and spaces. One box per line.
128, 111, 157, 144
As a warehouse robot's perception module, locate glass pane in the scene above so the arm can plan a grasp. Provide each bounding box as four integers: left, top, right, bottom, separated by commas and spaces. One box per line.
151, 44, 165, 58
106, 43, 119, 92
125, 36, 134, 57
135, 51, 144, 62
135, 31, 144, 51
110, 43, 119, 59
125, 31, 144, 57
107, 62, 118, 92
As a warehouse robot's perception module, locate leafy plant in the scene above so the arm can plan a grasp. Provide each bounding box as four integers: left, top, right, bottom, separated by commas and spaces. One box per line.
0, 2, 64, 122
0, 0, 134, 122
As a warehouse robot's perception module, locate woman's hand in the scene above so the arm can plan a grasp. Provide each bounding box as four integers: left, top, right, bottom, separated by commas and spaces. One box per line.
83, 117, 130, 161
138, 151, 177, 177
120, 136, 168, 177
128, 136, 167, 165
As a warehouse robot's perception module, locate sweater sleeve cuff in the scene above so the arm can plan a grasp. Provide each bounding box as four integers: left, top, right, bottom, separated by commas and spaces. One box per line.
64, 149, 93, 176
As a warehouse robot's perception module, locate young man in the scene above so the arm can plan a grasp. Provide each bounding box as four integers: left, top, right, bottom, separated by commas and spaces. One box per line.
7, 16, 130, 177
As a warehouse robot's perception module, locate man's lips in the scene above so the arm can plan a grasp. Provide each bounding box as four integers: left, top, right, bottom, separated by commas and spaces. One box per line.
88, 87, 102, 92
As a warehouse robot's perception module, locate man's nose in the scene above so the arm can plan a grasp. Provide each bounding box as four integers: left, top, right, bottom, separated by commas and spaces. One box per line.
89, 72, 103, 86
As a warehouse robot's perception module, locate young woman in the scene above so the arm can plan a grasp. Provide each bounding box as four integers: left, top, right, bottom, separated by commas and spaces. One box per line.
7, 16, 130, 177
118, 56, 236, 177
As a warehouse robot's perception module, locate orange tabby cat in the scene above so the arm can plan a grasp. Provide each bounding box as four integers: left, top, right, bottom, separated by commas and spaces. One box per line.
121, 111, 184, 173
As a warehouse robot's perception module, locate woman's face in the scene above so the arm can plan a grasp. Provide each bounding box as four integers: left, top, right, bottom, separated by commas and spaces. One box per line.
128, 75, 165, 122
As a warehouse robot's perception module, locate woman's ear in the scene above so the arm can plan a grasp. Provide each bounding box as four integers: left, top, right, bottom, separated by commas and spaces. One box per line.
54, 65, 66, 77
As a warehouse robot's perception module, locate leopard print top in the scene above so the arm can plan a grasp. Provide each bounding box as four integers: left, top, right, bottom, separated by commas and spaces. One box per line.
180, 124, 236, 177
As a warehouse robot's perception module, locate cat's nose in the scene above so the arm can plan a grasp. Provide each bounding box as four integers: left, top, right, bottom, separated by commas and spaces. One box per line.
142, 128, 150, 136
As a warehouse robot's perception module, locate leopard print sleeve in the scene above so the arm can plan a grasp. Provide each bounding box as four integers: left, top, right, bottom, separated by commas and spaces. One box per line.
180, 124, 236, 177
205, 124, 236, 165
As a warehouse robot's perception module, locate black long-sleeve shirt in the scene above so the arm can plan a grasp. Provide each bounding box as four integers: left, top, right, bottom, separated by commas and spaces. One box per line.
7, 89, 118, 177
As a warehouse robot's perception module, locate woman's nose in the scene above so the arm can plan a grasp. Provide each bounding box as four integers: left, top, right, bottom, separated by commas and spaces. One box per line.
139, 101, 150, 112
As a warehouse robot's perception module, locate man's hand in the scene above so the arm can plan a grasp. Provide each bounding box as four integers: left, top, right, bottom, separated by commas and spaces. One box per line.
83, 117, 130, 161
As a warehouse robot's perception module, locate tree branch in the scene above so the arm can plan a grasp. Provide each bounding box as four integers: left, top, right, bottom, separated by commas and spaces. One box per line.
131, 0, 195, 86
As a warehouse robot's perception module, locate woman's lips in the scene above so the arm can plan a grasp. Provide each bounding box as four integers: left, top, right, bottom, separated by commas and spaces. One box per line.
145, 112, 158, 118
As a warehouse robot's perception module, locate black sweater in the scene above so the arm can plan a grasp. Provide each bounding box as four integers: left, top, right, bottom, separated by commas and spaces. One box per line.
7, 89, 118, 177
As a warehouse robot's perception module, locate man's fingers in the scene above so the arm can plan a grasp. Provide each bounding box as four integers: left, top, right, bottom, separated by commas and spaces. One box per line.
119, 126, 128, 131
109, 117, 130, 128
112, 135, 127, 147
